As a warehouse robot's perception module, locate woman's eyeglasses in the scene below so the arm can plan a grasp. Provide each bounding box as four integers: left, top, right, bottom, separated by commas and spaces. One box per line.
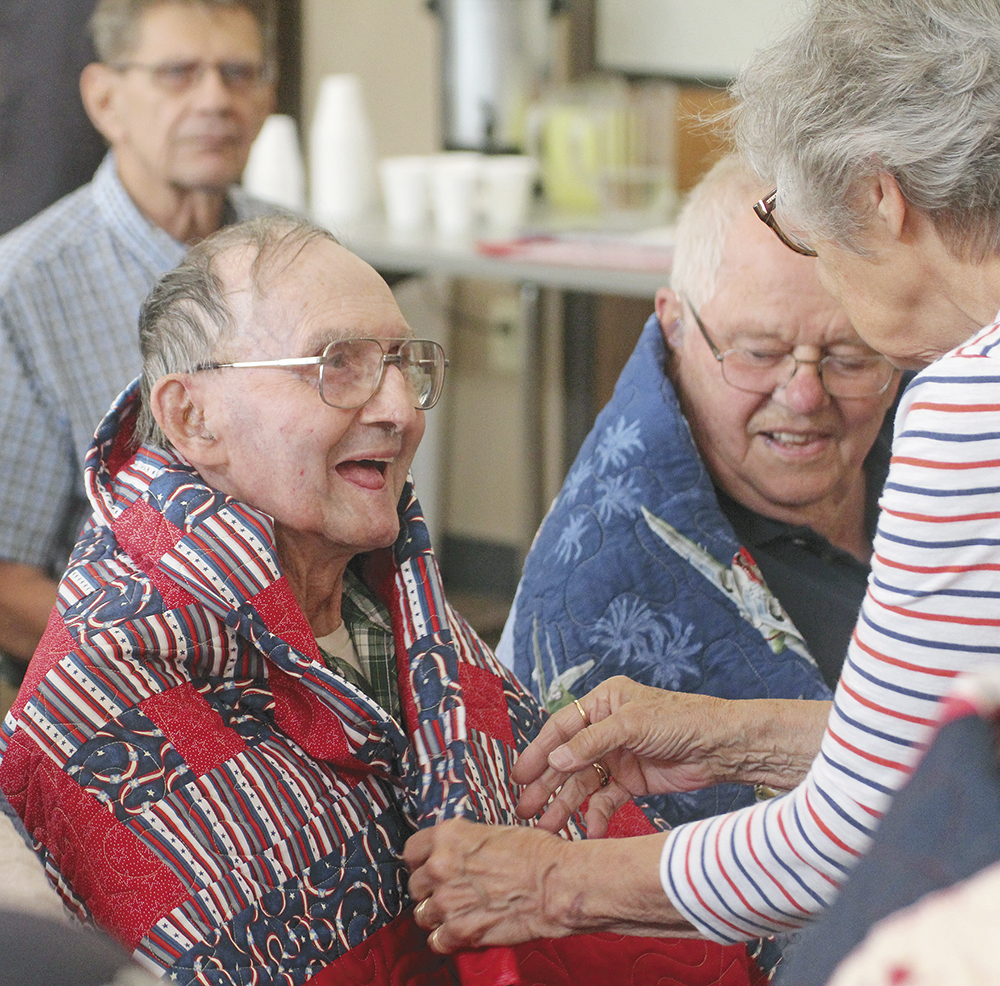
753, 189, 818, 257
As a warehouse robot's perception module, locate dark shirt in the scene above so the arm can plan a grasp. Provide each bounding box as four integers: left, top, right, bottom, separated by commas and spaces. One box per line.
0, 0, 106, 235
715, 431, 891, 691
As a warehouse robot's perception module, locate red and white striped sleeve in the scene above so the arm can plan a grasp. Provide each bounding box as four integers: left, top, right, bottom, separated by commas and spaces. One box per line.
660, 322, 1000, 942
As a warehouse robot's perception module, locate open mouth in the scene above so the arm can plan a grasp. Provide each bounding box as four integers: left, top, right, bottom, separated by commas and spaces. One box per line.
761, 430, 828, 451
336, 458, 389, 490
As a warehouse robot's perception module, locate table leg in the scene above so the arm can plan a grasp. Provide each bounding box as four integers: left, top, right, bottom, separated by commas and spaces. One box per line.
519, 281, 545, 548
561, 290, 597, 473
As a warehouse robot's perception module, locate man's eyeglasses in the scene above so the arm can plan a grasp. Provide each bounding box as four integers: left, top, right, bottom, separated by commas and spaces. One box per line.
753, 189, 818, 257
685, 298, 896, 398
197, 338, 449, 410
112, 60, 273, 94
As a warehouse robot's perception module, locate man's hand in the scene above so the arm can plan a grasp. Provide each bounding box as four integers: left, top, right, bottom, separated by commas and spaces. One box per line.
403, 818, 688, 953
513, 676, 831, 837
0, 560, 57, 662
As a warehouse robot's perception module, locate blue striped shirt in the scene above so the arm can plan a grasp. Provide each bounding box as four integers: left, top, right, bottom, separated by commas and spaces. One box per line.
0, 153, 277, 578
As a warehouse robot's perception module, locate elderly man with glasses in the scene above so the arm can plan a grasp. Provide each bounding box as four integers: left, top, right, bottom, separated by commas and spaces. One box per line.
495, 154, 900, 836
0, 215, 766, 986
0, 0, 280, 713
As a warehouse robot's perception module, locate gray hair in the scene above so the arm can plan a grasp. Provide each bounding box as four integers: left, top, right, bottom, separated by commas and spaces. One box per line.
730, 0, 1000, 259
669, 153, 771, 311
136, 215, 338, 449
89, 0, 278, 65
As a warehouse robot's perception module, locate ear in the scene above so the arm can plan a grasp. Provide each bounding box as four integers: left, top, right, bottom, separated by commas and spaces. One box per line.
655, 288, 685, 347
150, 376, 227, 468
872, 171, 908, 242
80, 62, 123, 145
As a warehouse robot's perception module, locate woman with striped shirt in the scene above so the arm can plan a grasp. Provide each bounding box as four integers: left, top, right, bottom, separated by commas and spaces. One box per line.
404, 0, 1000, 956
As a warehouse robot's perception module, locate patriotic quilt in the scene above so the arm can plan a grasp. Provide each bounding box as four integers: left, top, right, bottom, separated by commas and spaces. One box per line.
0, 379, 763, 986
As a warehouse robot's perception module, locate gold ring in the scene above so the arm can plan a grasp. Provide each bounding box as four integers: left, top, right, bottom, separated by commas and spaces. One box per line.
592, 761, 611, 787
573, 698, 590, 727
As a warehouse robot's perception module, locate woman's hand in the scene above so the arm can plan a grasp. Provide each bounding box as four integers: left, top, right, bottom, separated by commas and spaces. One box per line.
403, 818, 686, 953
404, 819, 578, 952
513, 676, 830, 837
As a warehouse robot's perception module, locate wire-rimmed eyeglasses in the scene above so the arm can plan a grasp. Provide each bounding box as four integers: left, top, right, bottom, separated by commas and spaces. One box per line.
112, 60, 273, 94
753, 189, 818, 257
196, 337, 449, 410
685, 297, 896, 399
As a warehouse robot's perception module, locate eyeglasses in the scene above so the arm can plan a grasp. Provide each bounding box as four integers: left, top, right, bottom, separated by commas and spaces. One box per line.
112, 60, 273, 94
685, 297, 896, 398
197, 338, 449, 410
753, 189, 818, 257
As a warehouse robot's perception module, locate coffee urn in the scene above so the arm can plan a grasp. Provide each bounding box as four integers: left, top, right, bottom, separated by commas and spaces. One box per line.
427, 0, 568, 153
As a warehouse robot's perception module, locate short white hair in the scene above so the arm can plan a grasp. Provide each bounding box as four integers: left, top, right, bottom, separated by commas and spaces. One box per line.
669, 154, 771, 311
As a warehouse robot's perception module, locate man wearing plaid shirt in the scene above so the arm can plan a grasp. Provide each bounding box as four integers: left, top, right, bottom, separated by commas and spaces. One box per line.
0, 0, 279, 707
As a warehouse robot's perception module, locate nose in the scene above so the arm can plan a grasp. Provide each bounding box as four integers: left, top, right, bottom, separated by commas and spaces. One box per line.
190, 65, 236, 107
359, 361, 420, 429
773, 357, 830, 413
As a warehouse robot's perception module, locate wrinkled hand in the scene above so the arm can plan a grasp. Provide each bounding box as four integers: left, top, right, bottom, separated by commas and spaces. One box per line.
513, 676, 744, 837
403, 818, 577, 953
404, 817, 683, 953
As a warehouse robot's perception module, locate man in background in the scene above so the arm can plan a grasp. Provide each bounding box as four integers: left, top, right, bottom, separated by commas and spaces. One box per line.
0, 0, 279, 708
498, 154, 902, 826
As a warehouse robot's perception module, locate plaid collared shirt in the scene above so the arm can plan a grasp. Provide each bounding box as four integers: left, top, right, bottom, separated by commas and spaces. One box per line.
0, 153, 277, 579
318, 567, 399, 720
0, 153, 278, 689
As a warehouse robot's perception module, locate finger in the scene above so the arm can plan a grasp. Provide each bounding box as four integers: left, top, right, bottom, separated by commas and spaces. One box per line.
515, 762, 574, 819
536, 770, 628, 833
428, 920, 474, 955
547, 715, 626, 775
428, 912, 499, 954
413, 896, 436, 930
401, 826, 436, 870
582, 786, 622, 839
511, 701, 590, 785
406, 863, 434, 903
428, 925, 448, 954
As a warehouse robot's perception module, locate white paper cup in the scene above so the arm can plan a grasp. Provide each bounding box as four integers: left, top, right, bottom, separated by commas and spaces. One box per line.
479, 155, 538, 234
378, 156, 432, 232
243, 114, 306, 212
310, 73, 378, 226
429, 152, 483, 238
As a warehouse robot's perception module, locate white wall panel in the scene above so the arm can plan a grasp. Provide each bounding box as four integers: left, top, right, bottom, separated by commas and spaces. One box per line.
596, 0, 807, 83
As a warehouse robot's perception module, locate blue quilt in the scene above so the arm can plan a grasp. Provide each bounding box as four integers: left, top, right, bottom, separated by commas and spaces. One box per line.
499, 314, 833, 826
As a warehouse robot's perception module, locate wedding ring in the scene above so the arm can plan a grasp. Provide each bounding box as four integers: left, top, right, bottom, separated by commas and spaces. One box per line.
415, 898, 432, 925
573, 698, 590, 727
592, 761, 611, 788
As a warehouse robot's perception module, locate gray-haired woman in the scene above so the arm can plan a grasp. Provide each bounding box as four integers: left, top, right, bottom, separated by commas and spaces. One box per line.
404, 0, 1000, 957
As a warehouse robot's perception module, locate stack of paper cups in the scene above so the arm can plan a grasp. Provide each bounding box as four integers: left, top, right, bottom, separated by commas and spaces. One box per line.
378, 156, 432, 233
480, 155, 538, 234
429, 152, 483, 238
309, 73, 378, 227
242, 114, 306, 213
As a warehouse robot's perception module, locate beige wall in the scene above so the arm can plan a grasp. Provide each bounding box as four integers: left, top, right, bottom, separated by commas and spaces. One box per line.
302, 0, 440, 157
